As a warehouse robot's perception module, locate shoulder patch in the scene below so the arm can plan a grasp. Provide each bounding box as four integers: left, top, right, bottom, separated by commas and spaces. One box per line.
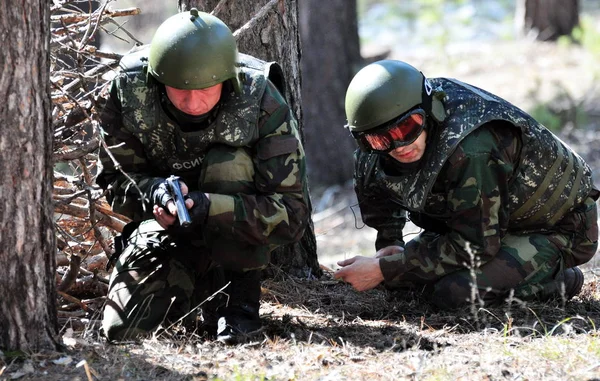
261, 81, 286, 115
256, 135, 298, 160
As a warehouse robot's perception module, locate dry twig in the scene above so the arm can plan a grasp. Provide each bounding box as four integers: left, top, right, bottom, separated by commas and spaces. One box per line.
51, 0, 139, 315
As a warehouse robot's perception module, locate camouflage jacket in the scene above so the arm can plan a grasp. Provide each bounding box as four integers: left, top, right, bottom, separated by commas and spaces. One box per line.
97, 50, 309, 248
355, 78, 596, 276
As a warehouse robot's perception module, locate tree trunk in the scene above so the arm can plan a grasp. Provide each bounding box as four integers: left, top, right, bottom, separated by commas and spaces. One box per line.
0, 0, 57, 351
517, 0, 579, 41
178, 0, 321, 278
299, 0, 362, 187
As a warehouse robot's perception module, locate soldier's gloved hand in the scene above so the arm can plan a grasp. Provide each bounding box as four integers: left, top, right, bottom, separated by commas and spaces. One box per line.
151, 179, 190, 230
185, 191, 211, 228
151, 179, 172, 210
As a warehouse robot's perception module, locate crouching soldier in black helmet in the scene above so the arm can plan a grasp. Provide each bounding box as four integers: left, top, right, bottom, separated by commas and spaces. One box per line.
98, 9, 309, 343
334, 60, 598, 309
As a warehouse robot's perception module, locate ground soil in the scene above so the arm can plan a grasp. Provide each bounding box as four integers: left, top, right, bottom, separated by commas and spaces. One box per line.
2, 269, 599, 380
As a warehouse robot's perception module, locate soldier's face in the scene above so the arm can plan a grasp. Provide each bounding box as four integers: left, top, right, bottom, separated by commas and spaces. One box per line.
388, 130, 427, 163
165, 83, 223, 116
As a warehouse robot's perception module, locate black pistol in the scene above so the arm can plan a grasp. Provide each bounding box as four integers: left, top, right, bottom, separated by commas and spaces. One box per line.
166, 175, 192, 228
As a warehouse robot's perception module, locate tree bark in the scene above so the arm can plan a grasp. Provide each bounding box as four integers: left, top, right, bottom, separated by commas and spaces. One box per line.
178, 0, 321, 278
299, 0, 362, 187
517, 0, 579, 41
0, 0, 58, 351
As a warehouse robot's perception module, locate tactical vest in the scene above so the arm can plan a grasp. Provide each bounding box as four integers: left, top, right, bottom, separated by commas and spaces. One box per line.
114, 46, 284, 180
359, 78, 594, 229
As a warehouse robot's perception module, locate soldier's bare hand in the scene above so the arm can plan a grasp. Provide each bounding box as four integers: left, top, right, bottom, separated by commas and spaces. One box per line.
334, 256, 384, 291
375, 245, 404, 258
153, 204, 176, 229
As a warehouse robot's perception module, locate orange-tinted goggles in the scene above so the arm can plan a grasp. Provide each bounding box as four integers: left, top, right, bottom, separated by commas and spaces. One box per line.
355, 109, 426, 152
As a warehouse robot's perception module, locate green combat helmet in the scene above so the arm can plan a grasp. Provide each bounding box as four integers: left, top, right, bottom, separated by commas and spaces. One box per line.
345, 60, 445, 133
148, 8, 241, 92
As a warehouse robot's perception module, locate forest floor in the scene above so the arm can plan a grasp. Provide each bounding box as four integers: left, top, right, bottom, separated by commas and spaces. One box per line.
3, 21, 600, 381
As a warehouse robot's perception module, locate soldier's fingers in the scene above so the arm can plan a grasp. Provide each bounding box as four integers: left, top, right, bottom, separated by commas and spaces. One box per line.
163, 213, 176, 225
185, 198, 194, 209
166, 200, 177, 215
155, 206, 173, 220
180, 182, 189, 196
154, 207, 174, 229
152, 207, 161, 226
333, 268, 347, 280
337, 256, 357, 267
159, 213, 176, 226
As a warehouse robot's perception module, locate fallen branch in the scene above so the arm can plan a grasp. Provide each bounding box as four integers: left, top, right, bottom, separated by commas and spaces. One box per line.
67, 275, 109, 298
57, 254, 82, 292
53, 138, 100, 162
54, 202, 129, 232
51, 7, 141, 24
58, 291, 92, 312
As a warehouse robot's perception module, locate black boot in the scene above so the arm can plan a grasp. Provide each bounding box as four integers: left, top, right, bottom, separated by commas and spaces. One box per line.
563, 267, 584, 299
187, 266, 227, 335
531, 266, 585, 302
216, 269, 262, 344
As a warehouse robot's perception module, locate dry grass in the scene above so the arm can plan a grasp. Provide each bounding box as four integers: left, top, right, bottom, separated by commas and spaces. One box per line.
1, 266, 599, 380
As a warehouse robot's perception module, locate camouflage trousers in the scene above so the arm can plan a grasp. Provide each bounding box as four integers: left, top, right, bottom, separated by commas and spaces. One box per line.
102, 220, 268, 341
384, 196, 598, 309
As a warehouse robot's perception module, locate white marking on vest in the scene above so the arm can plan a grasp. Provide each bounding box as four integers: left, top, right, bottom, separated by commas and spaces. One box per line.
424, 78, 433, 96
171, 156, 203, 170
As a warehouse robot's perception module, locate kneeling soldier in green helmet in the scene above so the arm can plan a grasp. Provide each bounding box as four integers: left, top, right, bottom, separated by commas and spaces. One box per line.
98, 9, 309, 343
335, 60, 598, 309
